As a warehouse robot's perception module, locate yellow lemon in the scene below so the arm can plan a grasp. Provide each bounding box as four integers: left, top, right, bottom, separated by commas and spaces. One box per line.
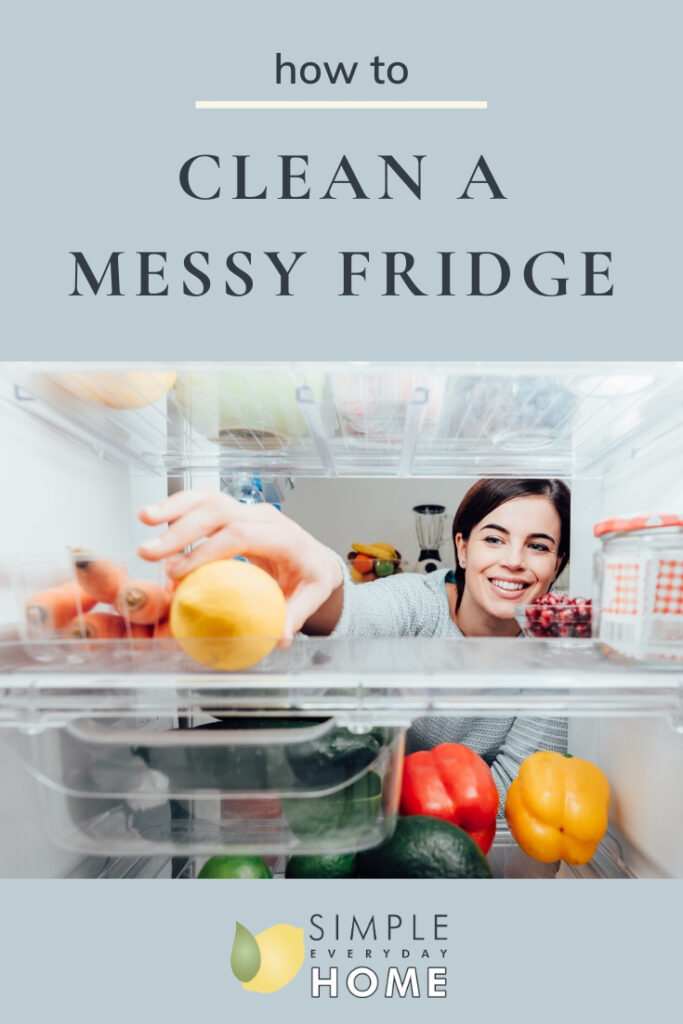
58, 371, 177, 409
242, 924, 305, 994
170, 559, 286, 671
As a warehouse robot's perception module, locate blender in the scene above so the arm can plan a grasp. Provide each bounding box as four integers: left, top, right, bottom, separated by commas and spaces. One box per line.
413, 504, 448, 574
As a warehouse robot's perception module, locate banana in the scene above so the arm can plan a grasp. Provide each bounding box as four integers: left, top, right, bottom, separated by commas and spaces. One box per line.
373, 546, 398, 560
352, 542, 398, 560
369, 543, 397, 559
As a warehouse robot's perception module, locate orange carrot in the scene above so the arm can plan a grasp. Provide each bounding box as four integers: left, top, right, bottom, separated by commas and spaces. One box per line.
70, 550, 128, 605
25, 581, 97, 630
130, 623, 153, 639
115, 579, 172, 625
64, 612, 127, 640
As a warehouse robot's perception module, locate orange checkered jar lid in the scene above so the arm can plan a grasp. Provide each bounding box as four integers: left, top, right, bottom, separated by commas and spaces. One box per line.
594, 513, 683, 537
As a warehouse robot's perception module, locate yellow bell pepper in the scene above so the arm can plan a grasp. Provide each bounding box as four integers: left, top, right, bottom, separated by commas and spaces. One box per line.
505, 751, 610, 865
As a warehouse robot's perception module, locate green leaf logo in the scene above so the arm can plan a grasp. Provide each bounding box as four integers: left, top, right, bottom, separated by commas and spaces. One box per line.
230, 922, 261, 983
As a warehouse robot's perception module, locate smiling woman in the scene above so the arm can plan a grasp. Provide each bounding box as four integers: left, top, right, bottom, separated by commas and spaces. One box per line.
450, 479, 570, 637
314, 478, 571, 644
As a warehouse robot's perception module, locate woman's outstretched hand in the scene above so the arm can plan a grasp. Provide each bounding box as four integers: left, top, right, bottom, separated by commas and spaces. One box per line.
137, 488, 344, 639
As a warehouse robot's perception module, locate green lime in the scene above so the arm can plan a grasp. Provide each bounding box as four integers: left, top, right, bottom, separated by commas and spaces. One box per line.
285, 853, 357, 878
374, 560, 396, 577
356, 816, 492, 879
282, 770, 383, 840
198, 855, 272, 879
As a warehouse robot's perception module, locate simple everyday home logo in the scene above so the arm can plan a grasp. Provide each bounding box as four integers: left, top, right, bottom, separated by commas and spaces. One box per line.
231, 913, 449, 999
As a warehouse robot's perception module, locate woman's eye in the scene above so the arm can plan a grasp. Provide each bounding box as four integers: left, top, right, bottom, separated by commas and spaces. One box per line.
529, 542, 551, 552
483, 536, 503, 545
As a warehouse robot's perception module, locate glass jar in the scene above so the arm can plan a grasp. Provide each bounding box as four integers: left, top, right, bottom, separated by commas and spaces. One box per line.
593, 514, 683, 666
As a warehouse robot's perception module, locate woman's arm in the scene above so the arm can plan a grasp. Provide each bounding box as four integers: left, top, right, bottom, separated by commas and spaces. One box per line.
138, 488, 444, 640
300, 579, 345, 635
137, 488, 344, 639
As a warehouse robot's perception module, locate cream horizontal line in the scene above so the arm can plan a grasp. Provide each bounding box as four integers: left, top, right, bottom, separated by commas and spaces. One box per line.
195, 100, 487, 110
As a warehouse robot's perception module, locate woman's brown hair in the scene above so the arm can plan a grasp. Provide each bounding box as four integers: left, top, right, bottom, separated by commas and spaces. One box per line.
452, 479, 571, 610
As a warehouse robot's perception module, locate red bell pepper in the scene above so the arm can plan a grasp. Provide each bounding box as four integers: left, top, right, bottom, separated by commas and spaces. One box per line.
399, 743, 499, 854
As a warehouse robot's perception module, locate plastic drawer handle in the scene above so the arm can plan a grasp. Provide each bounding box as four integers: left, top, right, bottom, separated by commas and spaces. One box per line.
64, 716, 340, 747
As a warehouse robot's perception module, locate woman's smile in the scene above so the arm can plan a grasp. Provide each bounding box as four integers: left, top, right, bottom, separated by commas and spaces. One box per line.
488, 577, 531, 598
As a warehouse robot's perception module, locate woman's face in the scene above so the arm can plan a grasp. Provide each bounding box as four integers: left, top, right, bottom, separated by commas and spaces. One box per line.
455, 495, 563, 626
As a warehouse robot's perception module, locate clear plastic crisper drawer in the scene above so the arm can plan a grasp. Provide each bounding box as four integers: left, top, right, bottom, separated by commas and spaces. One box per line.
4, 362, 682, 478
10, 552, 172, 663
5, 715, 404, 856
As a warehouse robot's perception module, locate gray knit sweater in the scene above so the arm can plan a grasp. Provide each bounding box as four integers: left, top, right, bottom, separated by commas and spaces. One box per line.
331, 566, 568, 808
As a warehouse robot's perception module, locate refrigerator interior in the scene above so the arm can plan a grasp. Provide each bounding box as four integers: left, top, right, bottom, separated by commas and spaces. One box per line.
0, 362, 681, 879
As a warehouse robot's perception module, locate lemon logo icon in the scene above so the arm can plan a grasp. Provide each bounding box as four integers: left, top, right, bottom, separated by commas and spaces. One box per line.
231, 921, 305, 994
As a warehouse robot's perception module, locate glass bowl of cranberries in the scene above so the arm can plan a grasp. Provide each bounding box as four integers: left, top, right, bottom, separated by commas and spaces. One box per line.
514, 593, 592, 639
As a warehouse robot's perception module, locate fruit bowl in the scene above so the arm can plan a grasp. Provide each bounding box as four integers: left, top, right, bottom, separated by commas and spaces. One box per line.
346, 550, 403, 584
514, 594, 592, 639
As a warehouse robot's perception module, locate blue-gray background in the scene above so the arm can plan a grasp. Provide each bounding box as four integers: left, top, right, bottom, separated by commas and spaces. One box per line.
1, 2, 682, 1020
0, 880, 680, 1023
3, 0, 680, 361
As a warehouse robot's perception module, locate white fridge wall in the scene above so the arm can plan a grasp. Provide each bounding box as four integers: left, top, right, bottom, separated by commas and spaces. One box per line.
0, 398, 169, 623
569, 428, 683, 878
0, 400, 130, 623
0, 399, 167, 876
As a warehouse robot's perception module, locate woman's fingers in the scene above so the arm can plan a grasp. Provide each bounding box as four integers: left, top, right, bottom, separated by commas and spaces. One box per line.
163, 530, 249, 578
138, 488, 245, 528
136, 489, 341, 639
283, 581, 329, 639
138, 493, 252, 561
141, 509, 292, 576
139, 488, 215, 526
138, 491, 286, 563
283, 590, 312, 640
138, 505, 226, 561
164, 556, 185, 581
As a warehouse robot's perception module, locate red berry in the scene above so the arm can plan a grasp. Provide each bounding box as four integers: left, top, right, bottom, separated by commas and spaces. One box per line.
524, 594, 591, 638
